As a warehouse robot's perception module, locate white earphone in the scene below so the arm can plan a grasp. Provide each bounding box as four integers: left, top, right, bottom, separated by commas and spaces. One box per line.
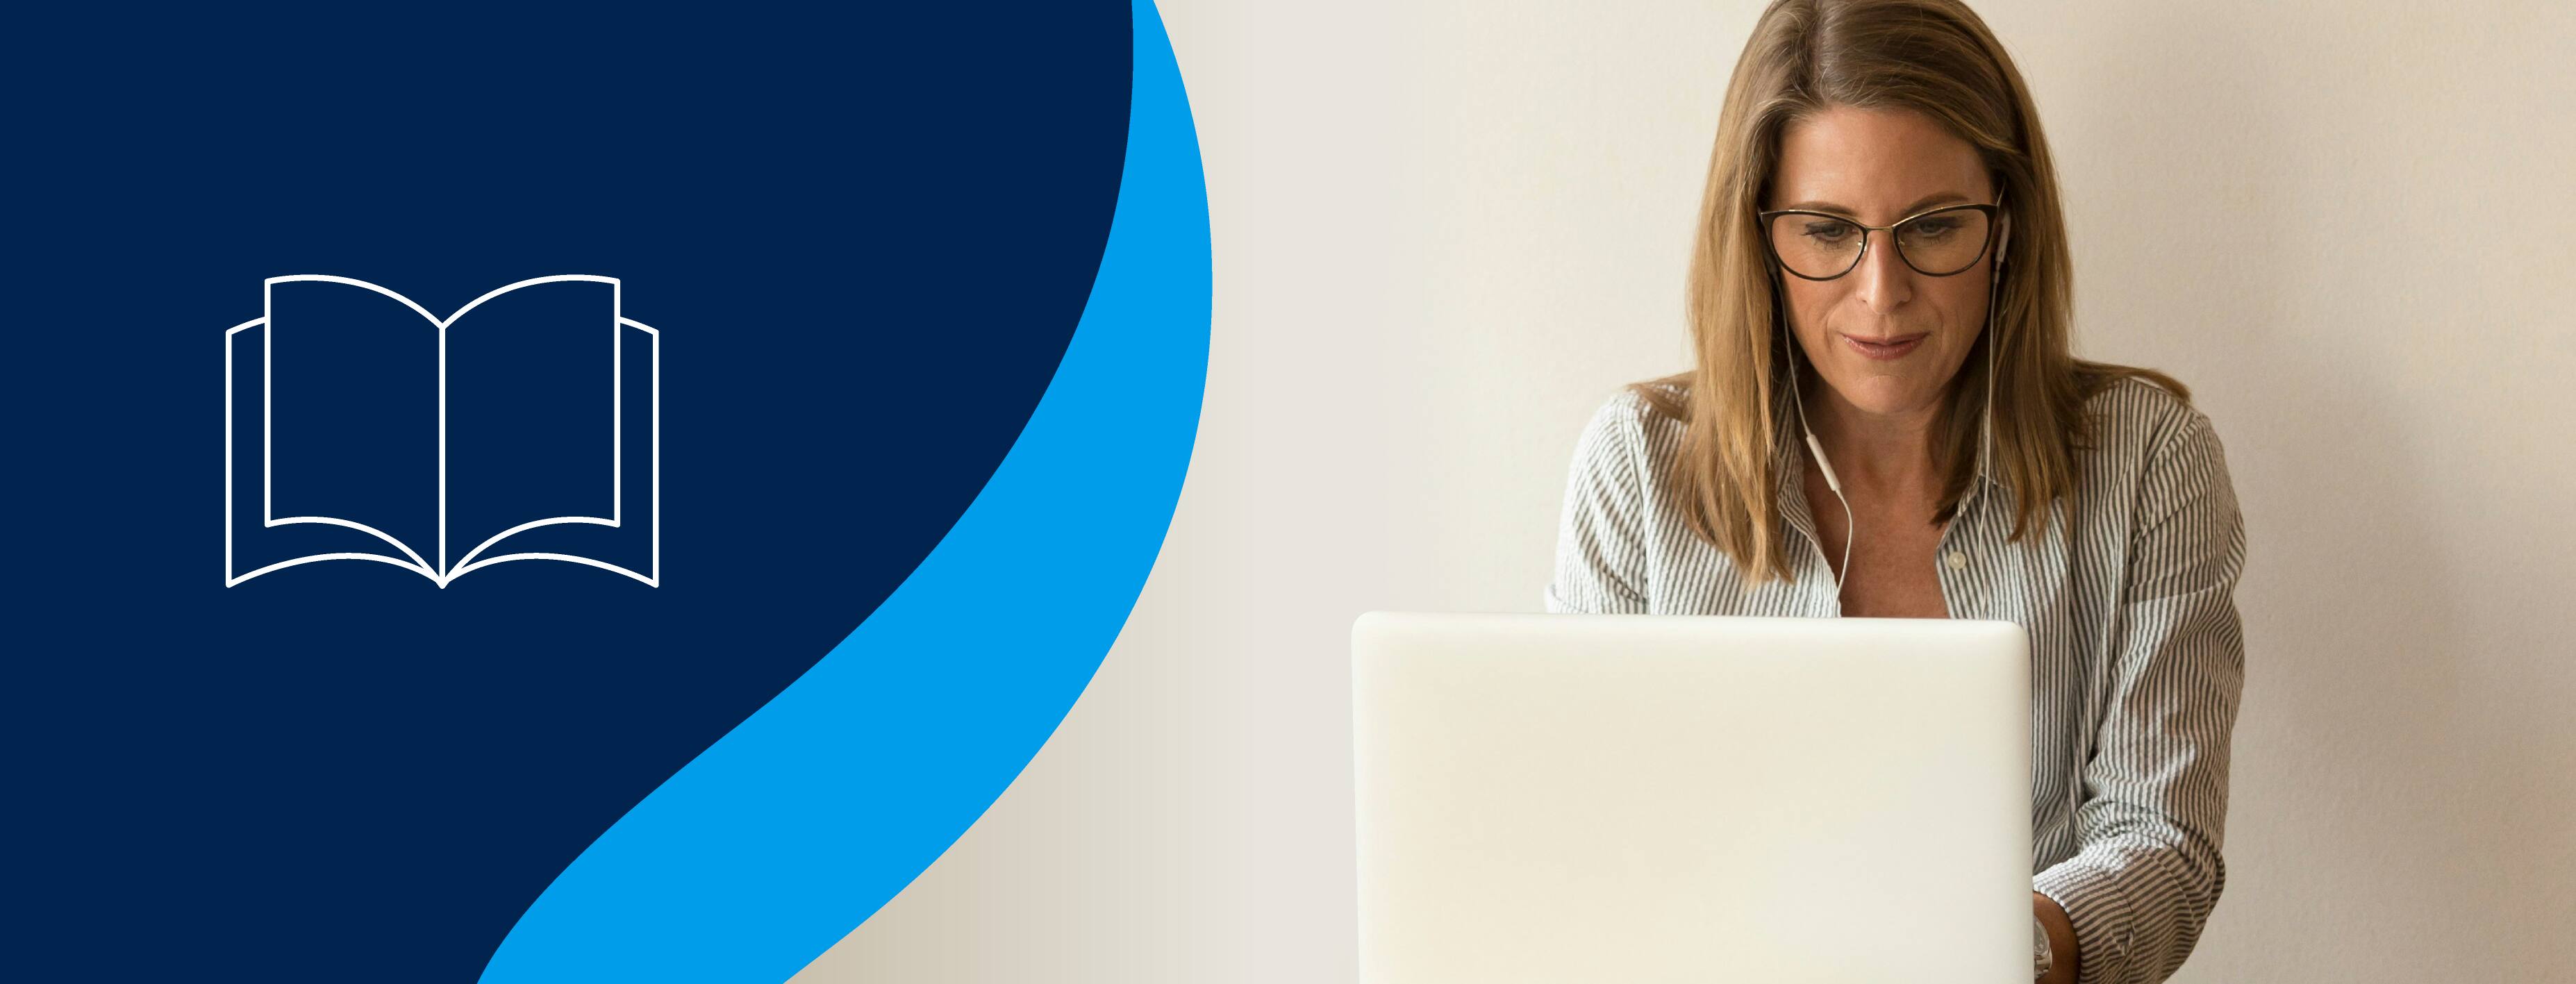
1787, 194, 2009, 599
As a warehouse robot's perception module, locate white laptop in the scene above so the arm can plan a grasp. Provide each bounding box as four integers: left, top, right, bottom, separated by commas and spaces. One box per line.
1352, 612, 2030, 983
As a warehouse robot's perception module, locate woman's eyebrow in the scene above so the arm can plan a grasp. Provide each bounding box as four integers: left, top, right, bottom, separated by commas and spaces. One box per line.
1777, 192, 1975, 216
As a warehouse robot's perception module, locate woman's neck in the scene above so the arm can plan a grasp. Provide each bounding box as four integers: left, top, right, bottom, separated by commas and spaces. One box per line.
1800, 371, 1944, 496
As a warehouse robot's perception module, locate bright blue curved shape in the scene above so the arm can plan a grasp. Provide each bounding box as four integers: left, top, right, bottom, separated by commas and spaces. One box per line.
475, 3, 1207, 981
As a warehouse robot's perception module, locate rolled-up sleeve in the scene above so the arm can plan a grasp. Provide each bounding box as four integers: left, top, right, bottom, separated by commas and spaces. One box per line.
1544, 394, 1653, 615
2035, 411, 2248, 984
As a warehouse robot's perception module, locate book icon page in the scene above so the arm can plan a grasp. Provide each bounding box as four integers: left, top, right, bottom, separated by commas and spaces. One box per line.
224, 276, 660, 587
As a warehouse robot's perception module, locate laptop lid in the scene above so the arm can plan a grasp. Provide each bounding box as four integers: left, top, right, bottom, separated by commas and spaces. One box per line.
1352, 611, 2030, 983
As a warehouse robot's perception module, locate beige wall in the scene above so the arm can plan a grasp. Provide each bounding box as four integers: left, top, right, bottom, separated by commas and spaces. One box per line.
797, 2, 2575, 981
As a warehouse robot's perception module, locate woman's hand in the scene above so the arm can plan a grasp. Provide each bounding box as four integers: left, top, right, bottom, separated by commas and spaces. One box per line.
2034, 890, 2078, 983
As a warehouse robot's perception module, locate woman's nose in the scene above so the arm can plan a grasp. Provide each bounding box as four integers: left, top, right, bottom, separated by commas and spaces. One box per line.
1850, 235, 1915, 312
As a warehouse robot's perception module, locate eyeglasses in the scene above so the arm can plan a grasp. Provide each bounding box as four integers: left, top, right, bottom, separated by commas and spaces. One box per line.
1756, 202, 2002, 281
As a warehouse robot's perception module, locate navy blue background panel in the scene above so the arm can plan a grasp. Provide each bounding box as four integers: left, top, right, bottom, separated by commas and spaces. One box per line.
6, 3, 1131, 981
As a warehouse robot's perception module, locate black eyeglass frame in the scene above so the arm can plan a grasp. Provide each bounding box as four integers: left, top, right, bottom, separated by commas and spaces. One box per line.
1755, 201, 2004, 281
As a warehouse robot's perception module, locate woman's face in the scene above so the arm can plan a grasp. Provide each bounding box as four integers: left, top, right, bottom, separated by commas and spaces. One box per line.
1768, 105, 1997, 421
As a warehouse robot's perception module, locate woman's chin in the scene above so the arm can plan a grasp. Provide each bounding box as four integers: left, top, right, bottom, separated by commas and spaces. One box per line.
1822, 374, 1948, 417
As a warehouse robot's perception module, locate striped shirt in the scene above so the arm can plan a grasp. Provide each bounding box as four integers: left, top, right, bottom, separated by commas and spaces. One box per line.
1545, 375, 2247, 984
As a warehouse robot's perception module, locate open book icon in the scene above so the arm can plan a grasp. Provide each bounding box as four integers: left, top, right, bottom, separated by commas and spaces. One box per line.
224, 276, 661, 587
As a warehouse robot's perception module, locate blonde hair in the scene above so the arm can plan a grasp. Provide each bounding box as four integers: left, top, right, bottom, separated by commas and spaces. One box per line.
1639, 0, 2187, 587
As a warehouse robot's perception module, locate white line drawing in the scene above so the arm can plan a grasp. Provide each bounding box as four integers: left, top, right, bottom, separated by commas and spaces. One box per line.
224, 275, 660, 587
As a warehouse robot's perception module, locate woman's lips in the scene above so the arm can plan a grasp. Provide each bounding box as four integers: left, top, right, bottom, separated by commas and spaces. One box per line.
1840, 332, 1927, 360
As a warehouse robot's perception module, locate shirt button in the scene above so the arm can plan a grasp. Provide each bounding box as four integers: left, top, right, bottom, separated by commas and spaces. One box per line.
1946, 551, 1968, 571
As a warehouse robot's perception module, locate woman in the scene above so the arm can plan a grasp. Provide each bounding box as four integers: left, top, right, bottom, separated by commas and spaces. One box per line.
1545, 2, 2247, 983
